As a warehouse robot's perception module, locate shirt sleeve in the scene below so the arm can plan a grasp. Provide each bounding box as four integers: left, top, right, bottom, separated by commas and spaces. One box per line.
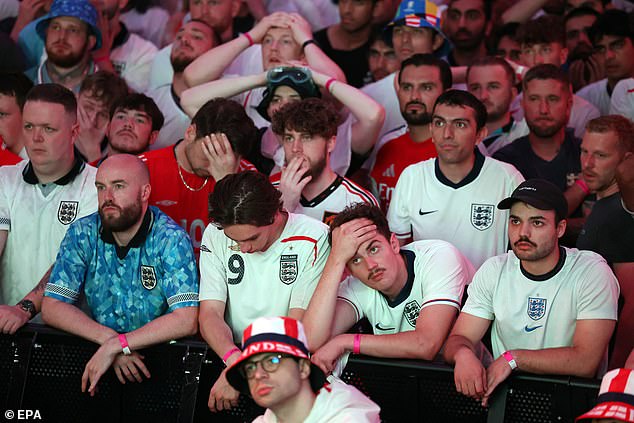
418, 242, 472, 311
386, 165, 414, 239
44, 219, 92, 304
198, 224, 228, 302
336, 276, 365, 322
576, 254, 619, 321
0, 168, 11, 231
289, 229, 331, 310
161, 226, 199, 311
461, 257, 499, 321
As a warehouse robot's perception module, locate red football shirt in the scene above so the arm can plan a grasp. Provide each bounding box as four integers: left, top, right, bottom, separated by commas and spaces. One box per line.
140, 145, 256, 255
370, 132, 437, 212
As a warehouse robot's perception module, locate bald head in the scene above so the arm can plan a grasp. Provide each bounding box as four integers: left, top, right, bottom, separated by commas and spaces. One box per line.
96, 154, 151, 234
99, 154, 150, 185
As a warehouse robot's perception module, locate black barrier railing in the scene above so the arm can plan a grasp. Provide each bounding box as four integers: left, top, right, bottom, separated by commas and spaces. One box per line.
1, 324, 601, 423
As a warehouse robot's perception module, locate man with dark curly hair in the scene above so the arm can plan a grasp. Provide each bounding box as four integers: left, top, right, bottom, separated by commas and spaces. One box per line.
270, 98, 378, 224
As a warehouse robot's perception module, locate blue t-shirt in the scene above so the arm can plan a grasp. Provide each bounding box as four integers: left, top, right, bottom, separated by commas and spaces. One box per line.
45, 206, 199, 333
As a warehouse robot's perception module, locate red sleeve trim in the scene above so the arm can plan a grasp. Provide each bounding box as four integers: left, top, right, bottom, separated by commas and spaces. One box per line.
281, 236, 318, 265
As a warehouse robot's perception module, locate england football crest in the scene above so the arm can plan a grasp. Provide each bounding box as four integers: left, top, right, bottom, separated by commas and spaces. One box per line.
58, 201, 79, 225
404, 300, 421, 327
471, 203, 494, 231
141, 265, 157, 290
279, 254, 298, 285
527, 297, 547, 320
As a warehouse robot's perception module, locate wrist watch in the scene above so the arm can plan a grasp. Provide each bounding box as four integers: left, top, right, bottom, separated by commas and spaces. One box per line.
17, 299, 36, 319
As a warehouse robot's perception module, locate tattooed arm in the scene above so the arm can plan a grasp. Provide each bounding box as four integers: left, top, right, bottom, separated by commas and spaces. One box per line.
0, 265, 52, 334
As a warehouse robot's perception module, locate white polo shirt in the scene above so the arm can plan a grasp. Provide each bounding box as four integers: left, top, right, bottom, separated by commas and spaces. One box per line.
0, 160, 98, 305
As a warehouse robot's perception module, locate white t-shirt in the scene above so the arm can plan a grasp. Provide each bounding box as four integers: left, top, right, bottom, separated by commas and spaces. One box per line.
271, 174, 378, 223
511, 92, 600, 139
387, 154, 524, 269
120, 7, 169, 48
361, 73, 405, 139
253, 377, 380, 423
576, 78, 611, 116
462, 248, 619, 359
199, 213, 330, 341
609, 77, 634, 121
0, 161, 98, 305
338, 240, 474, 334
111, 32, 158, 94
146, 84, 190, 150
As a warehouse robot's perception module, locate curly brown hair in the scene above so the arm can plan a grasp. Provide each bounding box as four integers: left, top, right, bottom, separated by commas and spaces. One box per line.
271, 98, 342, 139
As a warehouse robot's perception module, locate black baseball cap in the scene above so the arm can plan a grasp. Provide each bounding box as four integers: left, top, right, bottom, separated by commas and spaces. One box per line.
497, 179, 568, 220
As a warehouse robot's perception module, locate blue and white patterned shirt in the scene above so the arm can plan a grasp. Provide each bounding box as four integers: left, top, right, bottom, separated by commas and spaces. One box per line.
45, 206, 198, 333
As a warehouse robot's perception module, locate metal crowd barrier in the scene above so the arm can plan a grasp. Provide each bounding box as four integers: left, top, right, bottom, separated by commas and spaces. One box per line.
1, 324, 601, 422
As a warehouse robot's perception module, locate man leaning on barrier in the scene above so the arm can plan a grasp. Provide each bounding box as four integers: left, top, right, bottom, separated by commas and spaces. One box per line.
444, 179, 619, 407
225, 316, 381, 423
302, 202, 475, 374
41, 154, 199, 395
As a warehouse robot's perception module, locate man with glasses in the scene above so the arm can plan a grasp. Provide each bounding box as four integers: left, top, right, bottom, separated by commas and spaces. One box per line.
225, 316, 380, 422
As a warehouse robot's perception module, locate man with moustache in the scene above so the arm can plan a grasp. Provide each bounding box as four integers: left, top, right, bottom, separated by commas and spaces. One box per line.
25, 0, 101, 93
147, 19, 218, 150
369, 53, 451, 212
270, 98, 378, 224
388, 90, 524, 269
41, 154, 199, 395
93, 93, 164, 165
444, 179, 619, 407
494, 65, 581, 195
443, 0, 491, 67
576, 115, 634, 369
467, 57, 523, 156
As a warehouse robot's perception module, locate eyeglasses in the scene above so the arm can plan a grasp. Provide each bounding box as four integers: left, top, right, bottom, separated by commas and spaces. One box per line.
267, 67, 312, 85
240, 354, 294, 379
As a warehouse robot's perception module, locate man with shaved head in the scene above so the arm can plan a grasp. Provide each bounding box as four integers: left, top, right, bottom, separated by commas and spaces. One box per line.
41, 154, 199, 396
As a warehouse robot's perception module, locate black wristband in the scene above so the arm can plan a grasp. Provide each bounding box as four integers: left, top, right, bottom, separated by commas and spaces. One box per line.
302, 39, 317, 51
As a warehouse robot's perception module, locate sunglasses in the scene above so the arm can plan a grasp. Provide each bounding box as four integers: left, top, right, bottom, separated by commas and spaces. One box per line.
266, 67, 312, 85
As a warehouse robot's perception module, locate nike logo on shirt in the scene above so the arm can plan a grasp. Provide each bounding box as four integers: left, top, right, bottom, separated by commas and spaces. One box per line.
524, 325, 543, 333
375, 323, 396, 331
419, 210, 438, 216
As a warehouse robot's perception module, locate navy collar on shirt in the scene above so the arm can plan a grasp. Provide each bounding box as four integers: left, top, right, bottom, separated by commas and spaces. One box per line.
101, 208, 154, 259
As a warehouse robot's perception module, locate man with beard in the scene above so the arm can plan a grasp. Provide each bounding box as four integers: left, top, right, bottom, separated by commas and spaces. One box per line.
564, 7, 602, 92
41, 154, 199, 395
92, 93, 164, 165
312, 0, 377, 88
25, 0, 101, 93
387, 90, 524, 269
494, 65, 582, 196
444, 179, 619, 407
147, 19, 217, 151
467, 57, 523, 156
443, 0, 491, 67
0, 83, 98, 334
270, 98, 377, 224
369, 54, 451, 212
577, 10, 634, 115
139, 98, 257, 256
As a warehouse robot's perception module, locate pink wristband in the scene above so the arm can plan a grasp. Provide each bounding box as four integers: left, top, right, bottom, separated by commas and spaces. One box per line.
353, 334, 361, 354
222, 347, 241, 364
118, 334, 131, 355
325, 78, 336, 93
575, 178, 590, 195
243, 32, 254, 47
502, 350, 517, 370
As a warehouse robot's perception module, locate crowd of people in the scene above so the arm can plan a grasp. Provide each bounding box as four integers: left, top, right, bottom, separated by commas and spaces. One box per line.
1, 0, 634, 421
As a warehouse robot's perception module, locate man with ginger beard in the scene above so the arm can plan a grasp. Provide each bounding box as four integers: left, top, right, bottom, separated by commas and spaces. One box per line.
41, 154, 198, 395
25, 0, 101, 93
269, 98, 378, 224
147, 19, 218, 150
